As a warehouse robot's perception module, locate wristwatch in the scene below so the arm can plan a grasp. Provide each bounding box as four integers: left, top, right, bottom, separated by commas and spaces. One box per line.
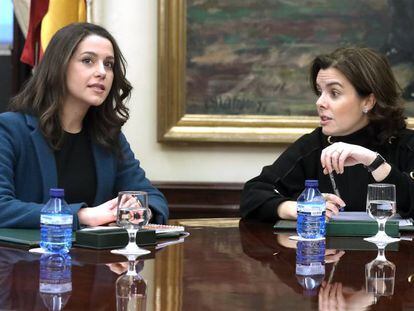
365, 153, 386, 172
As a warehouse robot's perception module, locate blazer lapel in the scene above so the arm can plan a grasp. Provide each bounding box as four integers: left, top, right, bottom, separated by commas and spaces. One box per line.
26, 115, 57, 200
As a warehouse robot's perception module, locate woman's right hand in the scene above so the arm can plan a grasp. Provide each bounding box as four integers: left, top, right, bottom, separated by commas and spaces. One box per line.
277, 194, 345, 220
77, 197, 118, 227
323, 193, 346, 220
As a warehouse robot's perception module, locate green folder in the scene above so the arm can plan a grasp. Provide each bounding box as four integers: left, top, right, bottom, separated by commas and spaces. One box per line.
273, 220, 400, 237
0, 228, 156, 250
74, 228, 156, 249
0, 229, 41, 246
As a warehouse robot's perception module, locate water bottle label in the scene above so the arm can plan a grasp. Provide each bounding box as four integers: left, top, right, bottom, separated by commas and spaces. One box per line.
296, 264, 325, 275
297, 203, 325, 216
40, 282, 72, 293
41, 214, 73, 225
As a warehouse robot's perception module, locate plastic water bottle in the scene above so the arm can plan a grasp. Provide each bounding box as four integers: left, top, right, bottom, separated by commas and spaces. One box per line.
296, 240, 326, 296
39, 253, 72, 311
40, 188, 73, 253
296, 179, 326, 239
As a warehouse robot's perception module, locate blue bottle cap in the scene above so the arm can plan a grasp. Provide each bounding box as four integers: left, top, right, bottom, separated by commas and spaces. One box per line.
304, 180, 318, 187
49, 188, 64, 197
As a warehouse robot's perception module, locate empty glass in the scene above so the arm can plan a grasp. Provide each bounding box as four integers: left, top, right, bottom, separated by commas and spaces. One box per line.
111, 191, 152, 256
364, 183, 399, 244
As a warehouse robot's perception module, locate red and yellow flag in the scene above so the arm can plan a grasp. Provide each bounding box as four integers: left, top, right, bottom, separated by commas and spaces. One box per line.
21, 0, 86, 67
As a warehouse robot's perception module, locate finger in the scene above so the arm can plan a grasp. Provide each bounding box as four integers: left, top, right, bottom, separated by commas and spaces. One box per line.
327, 283, 337, 309
326, 202, 340, 217
319, 287, 328, 311
321, 147, 332, 173
325, 209, 333, 220
337, 149, 350, 174
325, 249, 338, 256
324, 194, 346, 208
331, 150, 341, 174
336, 283, 345, 307
325, 250, 345, 264
322, 282, 331, 304
324, 149, 334, 174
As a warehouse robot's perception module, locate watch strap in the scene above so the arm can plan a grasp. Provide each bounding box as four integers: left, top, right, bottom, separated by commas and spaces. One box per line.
365, 153, 386, 172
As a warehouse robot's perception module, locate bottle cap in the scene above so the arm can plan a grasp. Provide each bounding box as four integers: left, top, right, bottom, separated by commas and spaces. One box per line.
304, 180, 318, 187
49, 188, 64, 197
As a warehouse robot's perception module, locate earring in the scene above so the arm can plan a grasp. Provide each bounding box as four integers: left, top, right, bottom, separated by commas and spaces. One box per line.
363, 108, 368, 114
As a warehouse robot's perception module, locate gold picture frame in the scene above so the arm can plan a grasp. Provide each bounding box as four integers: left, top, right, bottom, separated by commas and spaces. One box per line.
157, 0, 317, 144
158, 0, 414, 144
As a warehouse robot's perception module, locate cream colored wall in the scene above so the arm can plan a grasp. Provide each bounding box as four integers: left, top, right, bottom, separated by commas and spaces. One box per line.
94, 0, 285, 183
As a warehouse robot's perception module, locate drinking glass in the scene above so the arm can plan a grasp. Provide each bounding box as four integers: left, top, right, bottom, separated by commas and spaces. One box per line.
116, 255, 147, 311
111, 191, 152, 256
365, 242, 396, 304
364, 183, 400, 244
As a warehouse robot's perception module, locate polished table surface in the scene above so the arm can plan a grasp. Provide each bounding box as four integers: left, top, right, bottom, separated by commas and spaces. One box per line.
2, 218, 414, 310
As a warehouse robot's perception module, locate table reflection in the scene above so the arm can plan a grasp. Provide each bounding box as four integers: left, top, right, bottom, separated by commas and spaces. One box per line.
296, 240, 325, 296
107, 255, 148, 311
239, 220, 393, 310
39, 253, 72, 311
365, 241, 396, 303
0, 246, 42, 309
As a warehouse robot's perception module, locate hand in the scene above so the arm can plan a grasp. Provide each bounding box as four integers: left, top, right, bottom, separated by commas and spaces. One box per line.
106, 262, 128, 274
319, 282, 375, 311
325, 249, 345, 264
77, 197, 118, 227
321, 142, 377, 175
322, 193, 346, 219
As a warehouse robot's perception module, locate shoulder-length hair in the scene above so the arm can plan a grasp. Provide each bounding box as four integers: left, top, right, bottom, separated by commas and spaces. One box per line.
9, 22, 132, 152
309, 47, 406, 144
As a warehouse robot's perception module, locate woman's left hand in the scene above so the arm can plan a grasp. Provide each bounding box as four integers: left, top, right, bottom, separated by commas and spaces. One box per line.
320, 142, 377, 175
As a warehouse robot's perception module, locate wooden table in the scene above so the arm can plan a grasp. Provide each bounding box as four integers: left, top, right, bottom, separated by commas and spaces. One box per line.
2, 218, 414, 310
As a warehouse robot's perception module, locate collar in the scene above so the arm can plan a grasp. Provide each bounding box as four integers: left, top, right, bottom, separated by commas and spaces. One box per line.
323, 126, 373, 147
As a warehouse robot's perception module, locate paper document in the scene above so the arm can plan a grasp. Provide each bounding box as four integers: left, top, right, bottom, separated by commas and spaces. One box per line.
80, 224, 186, 234
331, 212, 413, 227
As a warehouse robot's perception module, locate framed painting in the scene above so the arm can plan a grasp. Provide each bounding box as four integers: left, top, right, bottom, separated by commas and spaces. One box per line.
158, 0, 414, 143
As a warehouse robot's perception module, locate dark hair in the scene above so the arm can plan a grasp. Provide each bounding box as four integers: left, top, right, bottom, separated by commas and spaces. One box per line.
310, 47, 406, 144
9, 22, 132, 152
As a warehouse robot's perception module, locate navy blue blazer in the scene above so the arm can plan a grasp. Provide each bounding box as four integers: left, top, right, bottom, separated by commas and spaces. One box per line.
0, 112, 168, 228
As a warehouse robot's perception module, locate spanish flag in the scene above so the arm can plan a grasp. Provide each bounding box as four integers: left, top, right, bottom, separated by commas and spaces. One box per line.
21, 0, 86, 67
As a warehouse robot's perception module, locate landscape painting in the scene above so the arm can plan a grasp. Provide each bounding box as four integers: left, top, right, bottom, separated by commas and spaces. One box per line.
185, 0, 414, 116
158, 0, 414, 143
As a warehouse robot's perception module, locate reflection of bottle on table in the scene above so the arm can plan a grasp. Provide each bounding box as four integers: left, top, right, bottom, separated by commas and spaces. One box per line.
296, 240, 326, 296
39, 253, 72, 311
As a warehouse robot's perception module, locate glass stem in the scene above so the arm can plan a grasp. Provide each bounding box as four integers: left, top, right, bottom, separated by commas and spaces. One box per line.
127, 229, 137, 246
127, 260, 137, 276
377, 247, 386, 261
378, 220, 386, 234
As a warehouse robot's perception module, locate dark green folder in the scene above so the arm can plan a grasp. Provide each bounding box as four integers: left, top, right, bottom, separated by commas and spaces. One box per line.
0, 229, 41, 246
273, 220, 400, 237
0, 228, 156, 250
74, 229, 156, 249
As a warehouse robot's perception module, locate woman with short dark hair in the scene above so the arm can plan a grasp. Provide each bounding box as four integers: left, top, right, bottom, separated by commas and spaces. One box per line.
0, 23, 168, 228
241, 47, 414, 222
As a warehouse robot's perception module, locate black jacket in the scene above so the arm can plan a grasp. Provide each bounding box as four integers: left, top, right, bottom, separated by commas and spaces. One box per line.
240, 126, 414, 222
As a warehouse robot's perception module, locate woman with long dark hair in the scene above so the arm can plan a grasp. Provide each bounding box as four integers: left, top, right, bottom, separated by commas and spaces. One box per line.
0, 23, 168, 228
